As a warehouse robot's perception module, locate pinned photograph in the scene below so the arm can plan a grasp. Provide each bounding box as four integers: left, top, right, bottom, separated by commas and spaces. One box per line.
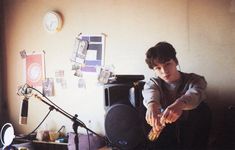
74, 69, 83, 77
98, 65, 115, 84
71, 38, 88, 64
42, 78, 55, 97
20, 50, 27, 59
55, 70, 67, 89
78, 77, 86, 88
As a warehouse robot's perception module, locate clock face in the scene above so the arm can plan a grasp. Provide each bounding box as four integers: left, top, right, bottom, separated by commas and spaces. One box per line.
43, 11, 62, 33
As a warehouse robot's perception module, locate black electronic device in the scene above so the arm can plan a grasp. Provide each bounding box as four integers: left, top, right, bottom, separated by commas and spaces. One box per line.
104, 81, 144, 109
105, 104, 143, 149
104, 81, 147, 149
108, 74, 144, 84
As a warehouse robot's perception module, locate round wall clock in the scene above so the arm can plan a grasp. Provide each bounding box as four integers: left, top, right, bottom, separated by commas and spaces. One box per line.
43, 11, 63, 33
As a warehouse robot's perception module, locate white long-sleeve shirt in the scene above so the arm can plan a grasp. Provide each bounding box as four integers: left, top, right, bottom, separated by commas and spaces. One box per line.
142, 72, 207, 110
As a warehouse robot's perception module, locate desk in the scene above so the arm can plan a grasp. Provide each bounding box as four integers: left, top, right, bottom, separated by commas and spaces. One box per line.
33, 141, 111, 150
13, 139, 111, 150
12, 139, 67, 150
33, 140, 67, 150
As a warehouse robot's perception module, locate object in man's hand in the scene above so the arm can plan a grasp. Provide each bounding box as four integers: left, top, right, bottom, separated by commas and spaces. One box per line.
148, 125, 165, 141
18, 147, 28, 150
148, 111, 165, 141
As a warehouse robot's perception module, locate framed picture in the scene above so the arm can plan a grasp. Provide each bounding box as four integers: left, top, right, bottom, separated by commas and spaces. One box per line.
25, 53, 45, 87
79, 34, 105, 73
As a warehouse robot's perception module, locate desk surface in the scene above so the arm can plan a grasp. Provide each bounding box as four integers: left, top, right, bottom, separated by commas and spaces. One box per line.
13, 138, 112, 150
33, 140, 68, 145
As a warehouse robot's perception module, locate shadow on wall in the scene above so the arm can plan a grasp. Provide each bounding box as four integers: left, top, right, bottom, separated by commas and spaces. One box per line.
207, 91, 235, 150
0, 101, 9, 127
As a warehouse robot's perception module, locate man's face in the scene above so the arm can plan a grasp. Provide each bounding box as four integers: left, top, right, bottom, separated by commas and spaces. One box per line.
153, 59, 180, 83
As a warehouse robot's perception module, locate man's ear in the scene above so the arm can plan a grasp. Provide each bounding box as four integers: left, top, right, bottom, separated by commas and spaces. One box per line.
174, 58, 179, 65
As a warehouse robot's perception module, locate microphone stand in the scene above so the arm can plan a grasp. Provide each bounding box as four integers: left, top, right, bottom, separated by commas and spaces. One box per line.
33, 94, 116, 150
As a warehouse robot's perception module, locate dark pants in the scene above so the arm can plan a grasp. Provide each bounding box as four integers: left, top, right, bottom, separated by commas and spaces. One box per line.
145, 101, 212, 150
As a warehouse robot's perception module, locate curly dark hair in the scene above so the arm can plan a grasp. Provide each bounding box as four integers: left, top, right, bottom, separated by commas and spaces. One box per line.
145, 41, 178, 69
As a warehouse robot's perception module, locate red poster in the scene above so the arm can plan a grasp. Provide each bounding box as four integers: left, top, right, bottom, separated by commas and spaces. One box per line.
26, 54, 45, 86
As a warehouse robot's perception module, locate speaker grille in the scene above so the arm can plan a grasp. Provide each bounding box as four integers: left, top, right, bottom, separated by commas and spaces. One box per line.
105, 104, 143, 149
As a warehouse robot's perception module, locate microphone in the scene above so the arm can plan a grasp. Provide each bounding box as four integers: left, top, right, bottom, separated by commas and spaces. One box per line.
19, 97, 29, 125
17, 84, 32, 125
17, 84, 32, 97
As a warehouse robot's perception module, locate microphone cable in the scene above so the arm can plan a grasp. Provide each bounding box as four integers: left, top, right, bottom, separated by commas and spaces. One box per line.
15, 107, 53, 140
17, 83, 93, 149
30, 86, 86, 128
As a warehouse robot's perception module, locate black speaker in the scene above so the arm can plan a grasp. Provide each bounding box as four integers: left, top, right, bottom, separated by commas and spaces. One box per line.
104, 81, 146, 149
105, 104, 143, 149
104, 83, 137, 109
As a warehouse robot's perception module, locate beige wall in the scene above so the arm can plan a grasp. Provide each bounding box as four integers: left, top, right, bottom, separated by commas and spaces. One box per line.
2, 0, 235, 137
188, 0, 235, 138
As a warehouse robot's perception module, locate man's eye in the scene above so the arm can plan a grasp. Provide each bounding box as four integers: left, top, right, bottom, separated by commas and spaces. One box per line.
154, 67, 161, 70
165, 62, 171, 66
